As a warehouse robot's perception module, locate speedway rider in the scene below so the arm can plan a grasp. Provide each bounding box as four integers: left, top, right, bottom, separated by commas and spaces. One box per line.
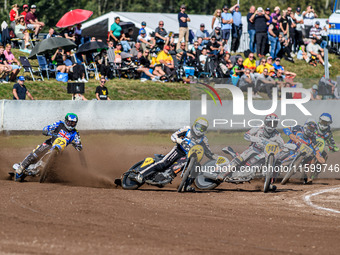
282, 118, 325, 183
216, 113, 285, 181
15, 113, 82, 181
132, 117, 218, 190
316, 113, 339, 153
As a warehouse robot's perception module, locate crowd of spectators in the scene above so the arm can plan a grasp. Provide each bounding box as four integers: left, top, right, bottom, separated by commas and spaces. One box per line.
0, 3, 337, 99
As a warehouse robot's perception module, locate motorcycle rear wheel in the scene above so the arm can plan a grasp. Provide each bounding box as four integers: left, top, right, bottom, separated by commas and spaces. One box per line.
177, 156, 196, 192
281, 153, 304, 185
263, 154, 274, 193
194, 160, 220, 190
121, 161, 144, 190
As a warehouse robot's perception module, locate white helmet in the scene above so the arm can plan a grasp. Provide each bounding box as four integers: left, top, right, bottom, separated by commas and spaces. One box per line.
264, 113, 279, 135
192, 117, 209, 137
318, 113, 332, 131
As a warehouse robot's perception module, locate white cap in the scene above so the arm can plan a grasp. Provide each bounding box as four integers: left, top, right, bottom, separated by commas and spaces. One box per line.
257, 7, 263, 12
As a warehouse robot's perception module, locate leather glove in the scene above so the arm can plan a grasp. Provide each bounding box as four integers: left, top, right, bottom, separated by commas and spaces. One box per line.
176, 138, 183, 144
75, 144, 82, 151
333, 146, 339, 152
250, 136, 261, 143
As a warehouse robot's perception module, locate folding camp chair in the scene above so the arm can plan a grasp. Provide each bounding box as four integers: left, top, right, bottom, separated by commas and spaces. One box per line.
19, 56, 44, 81
36, 55, 57, 80
75, 53, 99, 80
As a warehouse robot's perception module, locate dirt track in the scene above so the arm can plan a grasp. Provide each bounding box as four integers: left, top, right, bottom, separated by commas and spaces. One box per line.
1, 133, 340, 254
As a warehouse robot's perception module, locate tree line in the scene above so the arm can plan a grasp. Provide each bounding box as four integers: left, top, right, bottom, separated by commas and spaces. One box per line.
0, 0, 334, 32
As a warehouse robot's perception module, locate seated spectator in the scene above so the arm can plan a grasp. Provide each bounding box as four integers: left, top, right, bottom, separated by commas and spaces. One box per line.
264, 56, 275, 76
74, 24, 83, 45
63, 51, 87, 82
96, 49, 111, 80
255, 58, 266, 74
4, 44, 21, 81
107, 41, 116, 63
277, 33, 294, 62
232, 57, 244, 77
206, 36, 221, 55
137, 29, 155, 52
155, 21, 169, 46
21, 4, 29, 18
109, 16, 122, 47
51, 48, 67, 73
309, 21, 327, 48
72, 93, 87, 101
306, 38, 325, 66
139, 21, 147, 35
25, 5, 45, 39
176, 42, 194, 64
209, 26, 223, 45
15, 16, 30, 50
195, 24, 210, 45
62, 26, 75, 41
310, 84, 321, 100
273, 69, 286, 89
238, 69, 259, 98
199, 48, 208, 68
156, 45, 176, 80
0, 46, 12, 83
130, 42, 142, 57
273, 58, 296, 79
243, 52, 256, 73
218, 53, 233, 77
9, 4, 19, 30
137, 50, 163, 81
45, 27, 60, 39
255, 68, 275, 98
120, 28, 134, 53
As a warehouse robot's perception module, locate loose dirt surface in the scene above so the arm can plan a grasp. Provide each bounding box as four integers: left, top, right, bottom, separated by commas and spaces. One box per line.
1, 133, 340, 255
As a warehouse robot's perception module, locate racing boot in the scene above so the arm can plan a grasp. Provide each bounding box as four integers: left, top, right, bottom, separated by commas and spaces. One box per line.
185, 185, 195, 192
14, 172, 26, 182
16, 152, 37, 175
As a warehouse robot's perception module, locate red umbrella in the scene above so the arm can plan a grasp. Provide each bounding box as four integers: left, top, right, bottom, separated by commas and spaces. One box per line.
56, 9, 93, 28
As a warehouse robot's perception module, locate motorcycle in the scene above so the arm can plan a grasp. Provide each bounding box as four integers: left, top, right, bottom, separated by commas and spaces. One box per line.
195, 139, 296, 192
9, 137, 67, 182
117, 139, 205, 192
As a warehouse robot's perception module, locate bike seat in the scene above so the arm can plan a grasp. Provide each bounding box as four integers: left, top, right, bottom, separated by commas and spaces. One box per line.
154, 154, 165, 162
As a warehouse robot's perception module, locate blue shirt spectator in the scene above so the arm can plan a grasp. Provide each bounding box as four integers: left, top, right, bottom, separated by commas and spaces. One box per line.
221, 11, 233, 30
232, 9, 242, 26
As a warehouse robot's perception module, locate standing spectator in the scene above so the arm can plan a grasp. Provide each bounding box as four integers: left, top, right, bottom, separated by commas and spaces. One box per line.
195, 24, 210, 46
294, 7, 304, 52
271, 7, 281, 21
15, 16, 30, 51
310, 84, 321, 100
9, 4, 19, 30
287, 7, 297, 54
155, 21, 169, 46
310, 21, 327, 48
268, 16, 281, 59
177, 5, 191, 50
243, 52, 256, 73
4, 44, 21, 81
13, 76, 34, 100
221, 5, 233, 49
303, 5, 317, 39
230, 4, 242, 53
109, 17, 122, 47
137, 29, 155, 52
250, 7, 270, 57
95, 78, 111, 100
139, 21, 147, 35
211, 9, 222, 30
265, 8, 272, 24
247, 5, 256, 53
62, 26, 75, 41
21, 4, 29, 18
279, 10, 289, 39
306, 38, 325, 66
25, 5, 45, 39
51, 48, 67, 73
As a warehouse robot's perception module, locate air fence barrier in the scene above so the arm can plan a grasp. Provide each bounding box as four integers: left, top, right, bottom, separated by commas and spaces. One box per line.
0, 100, 339, 132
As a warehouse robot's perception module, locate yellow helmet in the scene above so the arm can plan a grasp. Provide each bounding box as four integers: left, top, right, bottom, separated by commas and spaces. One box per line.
192, 117, 209, 137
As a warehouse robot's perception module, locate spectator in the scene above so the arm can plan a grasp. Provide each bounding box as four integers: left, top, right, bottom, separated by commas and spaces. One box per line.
137, 29, 155, 52
13, 76, 34, 100
247, 5, 256, 53
243, 52, 256, 73
95, 78, 111, 100
221, 5, 233, 48
273, 58, 296, 78
264, 56, 275, 76
4, 44, 21, 81
255, 68, 275, 98
238, 69, 256, 93
199, 48, 208, 68
137, 50, 163, 81
25, 5, 45, 39
72, 93, 87, 101
139, 21, 147, 35
230, 4, 242, 53
157, 45, 176, 80
196, 37, 204, 50
195, 24, 210, 46
255, 57, 267, 74
218, 53, 233, 77
62, 26, 75, 41
303, 5, 317, 39
74, 24, 83, 45
107, 41, 116, 63
294, 7, 304, 52
109, 17, 122, 47
250, 7, 270, 57
306, 37, 325, 66
211, 9, 222, 30
273, 69, 286, 89
0, 46, 12, 83
310, 84, 321, 100
265, 8, 272, 24
45, 27, 60, 39
206, 36, 221, 55
287, 7, 297, 54
9, 4, 19, 30
277, 32, 293, 62
97, 49, 111, 80
21, 4, 29, 18
130, 42, 142, 57
271, 6, 281, 21
15, 16, 30, 51
155, 21, 169, 46
210, 26, 223, 45
177, 5, 190, 50
120, 28, 134, 52
279, 10, 289, 40
232, 57, 244, 77
190, 41, 201, 62
310, 21, 327, 48
268, 16, 281, 59
176, 42, 194, 63
51, 48, 67, 73
63, 51, 87, 82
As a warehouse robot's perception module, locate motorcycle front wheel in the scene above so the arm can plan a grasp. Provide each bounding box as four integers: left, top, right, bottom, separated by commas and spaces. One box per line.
263, 154, 275, 193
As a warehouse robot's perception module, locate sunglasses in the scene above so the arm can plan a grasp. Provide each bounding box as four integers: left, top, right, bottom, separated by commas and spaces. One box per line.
194, 44, 198, 46
101, 80, 106, 83
145, 52, 149, 54
261, 61, 266, 63
159, 23, 164, 25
